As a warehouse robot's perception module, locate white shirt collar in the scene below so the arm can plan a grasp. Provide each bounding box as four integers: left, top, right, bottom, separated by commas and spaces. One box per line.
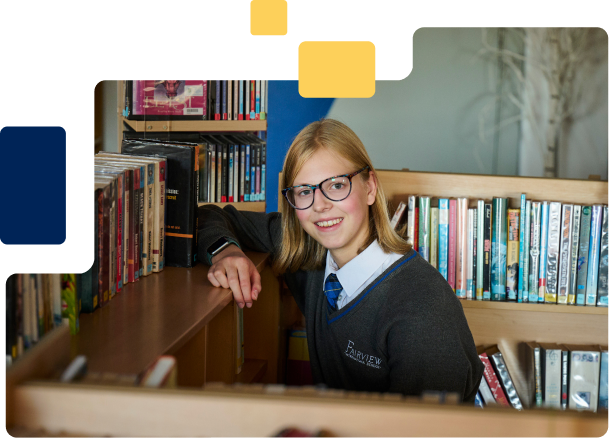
325, 240, 390, 298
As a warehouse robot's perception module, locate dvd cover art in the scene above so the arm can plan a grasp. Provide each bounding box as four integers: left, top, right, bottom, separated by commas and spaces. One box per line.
545, 202, 562, 303
528, 202, 541, 302
568, 206, 582, 304
506, 209, 520, 301
131, 80, 207, 118
557, 204, 574, 304
491, 198, 507, 301
576, 206, 592, 305
597, 206, 608, 307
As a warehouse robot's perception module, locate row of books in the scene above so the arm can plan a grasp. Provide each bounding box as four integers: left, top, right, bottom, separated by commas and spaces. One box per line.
5, 274, 80, 360
391, 196, 609, 305
125, 80, 269, 121
476, 343, 608, 413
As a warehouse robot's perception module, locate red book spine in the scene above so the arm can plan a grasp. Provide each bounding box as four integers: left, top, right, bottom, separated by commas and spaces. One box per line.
116, 177, 123, 293
479, 352, 510, 406
250, 81, 256, 119
448, 199, 457, 290
414, 207, 419, 251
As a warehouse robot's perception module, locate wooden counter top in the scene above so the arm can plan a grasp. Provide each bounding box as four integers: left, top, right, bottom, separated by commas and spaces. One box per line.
73, 252, 270, 375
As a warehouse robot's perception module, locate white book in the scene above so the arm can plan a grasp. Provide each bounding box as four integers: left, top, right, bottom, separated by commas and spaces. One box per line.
478, 374, 496, 405
569, 205, 582, 304
540, 343, 562, 409
567, 345, 601, 412
466, 208, 475, 300
557, 204, 574, 304
406, 196, 416, 247
545, 202, 562, 303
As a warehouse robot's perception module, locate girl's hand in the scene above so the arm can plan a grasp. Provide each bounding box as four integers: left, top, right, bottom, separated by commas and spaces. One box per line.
208, 245, 262, 308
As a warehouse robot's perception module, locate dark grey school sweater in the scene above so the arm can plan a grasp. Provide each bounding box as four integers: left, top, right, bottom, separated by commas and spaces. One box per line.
198, 205, 484, 402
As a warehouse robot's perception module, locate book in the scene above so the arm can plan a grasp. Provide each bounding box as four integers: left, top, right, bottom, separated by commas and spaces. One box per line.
506, 209, 520, 301
95, 181, 111, 306
255, 79, 261, 119
228, 144, 234, 202
390, 202, 407, 230
545, 202, 562, 304
61, 274, 79, 335
245, 80, 250, 120
438, 199, 449, 280
260, 79, 267, 120
523, 200, 531, 302
518, 194, 527, 303
95, 175, 116, 298
565, 344, 601, 412
227, 79, 232, 121
539, 342, 562, 409
597, 206, 608, 307
250, 80, 256, 119
477, 347, 510, 407
448, 199, 457, 291
599, 347, 608, 410
245, 143, 251, 201
586, 205, 604, 305
487, 345, 523, 410
414, 203, 419, 251
524, 341, 542, 408
539, 201, 550, 303
483, 203, 492, 300
406, 196, 416, 248
467, 208, 475, 300
128, 80, 207, 120
476, 200, 485, 300
121, 142, 197, 268
491, 198, 508, 301
528, 202, 541, 303
477, 372, 497, 406
568, 205, 582, 305
222, 80, 228, 120
561, 347, 569, 410
419, 196, 431, 262
430, 201, 439, 269
140, 356, 177, 389
238, 80, 244, 120
557, 204, 574, 304
207, 80, 217, 120
576, 206, 592, 305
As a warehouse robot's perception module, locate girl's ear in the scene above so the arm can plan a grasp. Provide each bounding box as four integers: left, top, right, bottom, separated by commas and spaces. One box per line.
366, 170, 378, 206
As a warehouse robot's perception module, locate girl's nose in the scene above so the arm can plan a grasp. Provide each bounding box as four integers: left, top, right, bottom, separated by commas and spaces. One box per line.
312, 190, 332, 212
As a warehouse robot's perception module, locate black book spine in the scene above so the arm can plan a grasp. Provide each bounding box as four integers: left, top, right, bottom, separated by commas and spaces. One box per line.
483, 203, 492, 300
222, 81, 228, 120
201, 142, 209, 203
215, 81, 221, 120
561, 350, 569, 409
222, 144, 228, 202
6, 274, 16, 359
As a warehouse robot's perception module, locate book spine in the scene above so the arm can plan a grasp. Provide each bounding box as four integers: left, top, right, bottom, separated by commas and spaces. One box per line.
479, 352, 510, 407
250, 144, 256, 200
544, 348, 562, 408
234, 143, 240, 202
561, 350, 569, 410
597, 206, 608, 307
255, 79, 261, 119
533, 346, 542, 407
490, 350, 523, 410
545, 201, 562, 303
491, 198, 508, 301
228, 145, 234, 202
260, 80, 267, 120
518, 194, 527, 303
261, 141, 266, 201
406, 196, 416, 247
467, 208, 475, 300
200, 144, 208, 203
250, 81, 256, 119
390, 202, 406, 229
475, 201, 484, 300
234, 80, 239, 121
569, 349, 600, 411
558, 204, 574, 304
448, 199, 457, 291
528, 202, 541, 302
568, 205, 582, 305
238, 80, 244, 120
144, 164, 155, 276
539, 201, 550, 303
576, 206, 592, 305
586, 205, 603, 305
264, 80, 269, 118
215, 80, 221, 120
151, 163, 161, 273
61, 274, 79, 335
245, 81, 250, 120
245, 145, 251, 202
202, 80, 208, 119
600, 351, 608, 410
227, 80, 233, 120
109, 180, 116, 296
430, 206, 439, 269
221, 144, 228, 202
418, 196, 431, 262
158, 160, 166, 271
414, 205, 419, 251
123, 171, 130, 285
240, 145, 245, 202
506, 209, 520, 302
127, 172, 135, 283
483, 203, 492, 300
222, 80, 228, 120
438, 199, 449, 280
256, 144, 261, 201
478, 373, 497, 405
116, 174, 124, 292
456, 198, 467, 299
133, 170, 142, 282
523, 200, 531, 302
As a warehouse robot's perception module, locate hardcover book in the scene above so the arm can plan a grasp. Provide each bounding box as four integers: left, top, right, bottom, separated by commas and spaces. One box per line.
483, 203, 492, 300
477, 347, 510, 407
448, 199, 457, 291
524, 341, 543, 408
518, 194, 527, 302
406, 196, 416, 248
390, 202, 407, 230
487, 345, 523, 410
430, 201, 439, 269
467, 208, 475, 300
523, 200, 531, 302
128, 80, 207, 120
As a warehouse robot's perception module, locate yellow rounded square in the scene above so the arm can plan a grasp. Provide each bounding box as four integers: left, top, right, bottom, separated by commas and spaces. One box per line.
299, 41, 375, 98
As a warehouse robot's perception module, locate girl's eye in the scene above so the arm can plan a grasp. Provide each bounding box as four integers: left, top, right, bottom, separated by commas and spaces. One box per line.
296, 188, 312, 197
330, 183, 345, 190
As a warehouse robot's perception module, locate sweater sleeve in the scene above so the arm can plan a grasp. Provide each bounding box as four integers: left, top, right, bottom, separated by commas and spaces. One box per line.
197, 204, 282, 265
384, 280, 484, 402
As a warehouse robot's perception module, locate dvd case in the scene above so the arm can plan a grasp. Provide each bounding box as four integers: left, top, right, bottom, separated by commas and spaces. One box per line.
491, 198, 508, 301
597, 206, 608, 307
576, 206, 592, 305
568, 205, 582, 305
545, 202, 562, 304
528, 202, 541, 303
558, 204, 574, 304
506, 209, 520, 301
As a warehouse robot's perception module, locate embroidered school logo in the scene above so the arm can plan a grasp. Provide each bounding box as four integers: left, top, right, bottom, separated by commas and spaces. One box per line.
344, 340, 382, 369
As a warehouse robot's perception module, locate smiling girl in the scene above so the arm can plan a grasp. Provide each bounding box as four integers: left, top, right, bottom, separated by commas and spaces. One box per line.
198, 119, 483, 401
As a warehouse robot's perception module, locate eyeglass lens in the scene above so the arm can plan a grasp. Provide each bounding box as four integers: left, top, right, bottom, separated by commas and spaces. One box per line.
286, 176, 351, 209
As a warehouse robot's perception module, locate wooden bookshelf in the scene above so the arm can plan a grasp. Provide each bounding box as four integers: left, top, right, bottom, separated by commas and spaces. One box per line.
123, 118, 267, 133
236, 359, 268, 384
198, 201, 266, 212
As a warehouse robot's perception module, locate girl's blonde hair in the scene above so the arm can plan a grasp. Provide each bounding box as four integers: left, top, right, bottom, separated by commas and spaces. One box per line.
273, 119, 411, 274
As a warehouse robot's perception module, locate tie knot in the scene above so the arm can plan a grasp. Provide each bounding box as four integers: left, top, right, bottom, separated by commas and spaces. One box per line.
324, 273, 343, 311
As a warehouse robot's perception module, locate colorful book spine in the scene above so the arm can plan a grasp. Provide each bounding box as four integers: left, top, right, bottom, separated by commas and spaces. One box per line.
476, 200, 485, 300
506, 209, 520, 301
233, 80, 239, 121
518, 194, 527, 302
419, 196, 431, 262
228, 145, 234, 202
545, 202, 562, 304
240, 145, 246, 202
238, 80, 244, 120
586, 205, 603, 306
438, 199, 449, 280
261, 141, 266, 201
215, 80, 221, 120
576, 206, 592, 305
455, 198, 468, 299
561, 349, 569, 410
597, 206, 608, 307
528, 202, 541, 303
260, 80, 267, 120
523, 200, 531, 302
245, 80, 250, 120
227, 80, 232, 120
568, 205, 582, 305
250, 81, 256, 120
539, 201, 550, 303
250, 145, 256, 200
479, 352, 510, 407
414, 204, 419, 251
466, 208, 475, 300
558, 204, 574, 304
483, 203, 492, 300
448, 199, 457, 291
210, 145, 216, 203
491, 198, 508, 301
406, 196, 416, 248
245, 144, 251, 202
222, 80, 228, 120
255, 79, 261, 119
430, 203, 439, 269
61, 274, 79, 335
600, 349, 608, 410
489, 348, 523, 410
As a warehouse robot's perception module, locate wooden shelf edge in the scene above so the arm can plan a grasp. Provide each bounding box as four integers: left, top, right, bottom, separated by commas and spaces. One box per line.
235, 359, 268, 384
198, 201, 266, 212
123, 118, 267, 133
460, 299, 609, 315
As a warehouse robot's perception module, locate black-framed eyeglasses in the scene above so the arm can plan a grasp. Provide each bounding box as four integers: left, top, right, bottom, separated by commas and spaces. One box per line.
282, 166, 370, 210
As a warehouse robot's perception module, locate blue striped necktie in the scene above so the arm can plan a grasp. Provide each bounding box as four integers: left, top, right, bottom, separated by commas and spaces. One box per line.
324, 273, 343, 311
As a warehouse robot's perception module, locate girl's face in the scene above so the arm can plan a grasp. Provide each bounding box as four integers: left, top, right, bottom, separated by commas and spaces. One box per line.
292, 148, 377, 268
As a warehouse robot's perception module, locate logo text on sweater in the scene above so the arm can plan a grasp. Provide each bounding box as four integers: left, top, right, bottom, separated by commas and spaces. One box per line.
344, 340, 382, 369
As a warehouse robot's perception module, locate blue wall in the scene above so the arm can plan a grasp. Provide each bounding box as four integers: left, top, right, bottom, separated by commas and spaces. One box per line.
266, 81, 334, 213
